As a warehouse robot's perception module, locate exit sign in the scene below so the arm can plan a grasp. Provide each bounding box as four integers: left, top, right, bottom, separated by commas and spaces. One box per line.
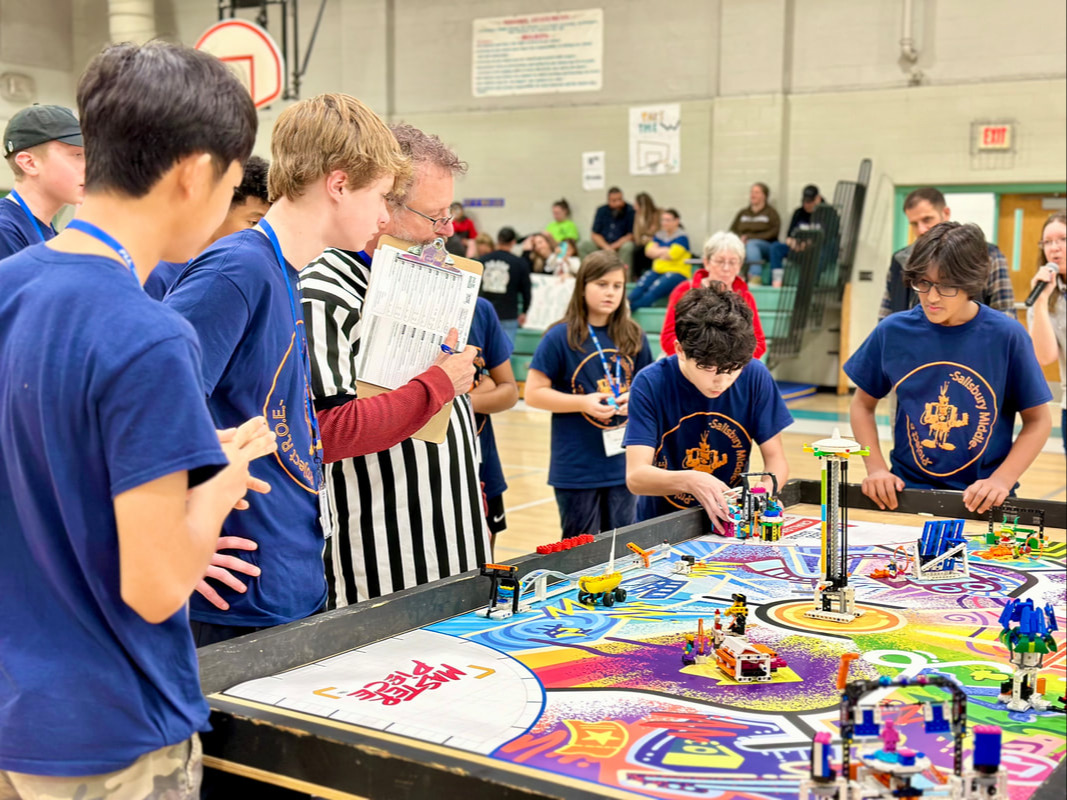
975, 123, 1013, 151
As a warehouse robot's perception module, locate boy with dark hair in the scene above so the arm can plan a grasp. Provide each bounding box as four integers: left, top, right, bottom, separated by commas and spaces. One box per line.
479, 225, 532, 342
625, 283, 792, 526
880, 187, 1014, 319
0, 41, 273, 796
0, 104, 84, 259
164, 93, 411, 644
848, 221, 1051, 513
143, 154, 271, 300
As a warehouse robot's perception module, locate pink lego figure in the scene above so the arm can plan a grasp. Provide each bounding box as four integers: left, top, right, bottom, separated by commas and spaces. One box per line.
880, 719, 900, 753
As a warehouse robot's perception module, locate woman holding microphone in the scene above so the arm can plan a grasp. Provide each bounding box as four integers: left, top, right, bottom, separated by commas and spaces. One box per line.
1026, 212, 1066, 453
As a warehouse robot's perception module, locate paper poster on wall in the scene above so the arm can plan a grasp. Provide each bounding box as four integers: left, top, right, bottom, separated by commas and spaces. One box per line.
582, 151, 605, 191
471, 9, 603, 98
629, 104, 680, 175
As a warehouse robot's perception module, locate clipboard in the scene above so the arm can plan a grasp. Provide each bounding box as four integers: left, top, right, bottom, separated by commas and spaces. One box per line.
354, 235, 483, 444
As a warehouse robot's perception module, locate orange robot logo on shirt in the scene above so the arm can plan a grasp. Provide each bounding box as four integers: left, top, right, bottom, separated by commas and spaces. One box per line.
919, 382, 969, 451
682, 430, 729, 474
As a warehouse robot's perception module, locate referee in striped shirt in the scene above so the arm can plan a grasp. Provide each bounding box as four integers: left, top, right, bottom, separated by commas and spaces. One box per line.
301, 124, 490, 607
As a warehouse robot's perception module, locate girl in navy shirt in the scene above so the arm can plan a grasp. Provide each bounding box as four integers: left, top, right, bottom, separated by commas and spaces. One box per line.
846, 222, 1051, 514
526, 250, 654, 538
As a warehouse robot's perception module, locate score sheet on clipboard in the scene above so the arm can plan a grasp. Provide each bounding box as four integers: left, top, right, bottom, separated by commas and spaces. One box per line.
354, 236, 483, 444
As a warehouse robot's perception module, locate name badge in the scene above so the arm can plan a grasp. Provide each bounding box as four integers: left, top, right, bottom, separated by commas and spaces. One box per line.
603, 425, 627, 457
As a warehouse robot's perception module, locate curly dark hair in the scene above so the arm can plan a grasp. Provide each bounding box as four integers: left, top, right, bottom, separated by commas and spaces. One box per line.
674, 283, 756, 371
903, 221, 989, 301
232, 154, 269, 206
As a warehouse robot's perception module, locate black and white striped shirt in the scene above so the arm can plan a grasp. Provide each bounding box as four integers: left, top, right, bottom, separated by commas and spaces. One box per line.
300, 248, 490, 607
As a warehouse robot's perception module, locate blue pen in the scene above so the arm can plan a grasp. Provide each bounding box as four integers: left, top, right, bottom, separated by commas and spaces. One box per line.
440, 343, 456, 355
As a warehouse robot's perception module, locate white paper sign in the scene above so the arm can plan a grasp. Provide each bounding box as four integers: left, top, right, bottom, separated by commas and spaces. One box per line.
629, 104, 681, 175
471, 9, 603, 97
582, 150, 605, 191
355, 244, 481, 390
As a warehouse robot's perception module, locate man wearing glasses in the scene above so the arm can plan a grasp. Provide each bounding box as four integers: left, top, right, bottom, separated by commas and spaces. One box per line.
847, 222, 1050, 517
300, 124, 491, 609
879, 186, 1015, 320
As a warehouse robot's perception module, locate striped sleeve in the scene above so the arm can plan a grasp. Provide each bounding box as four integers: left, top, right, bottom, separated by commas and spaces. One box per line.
985, 245, 1016, 317
299, 249, 370, 404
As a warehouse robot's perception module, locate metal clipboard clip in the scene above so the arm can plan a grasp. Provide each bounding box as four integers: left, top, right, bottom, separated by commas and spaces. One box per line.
406, 237, 454, 268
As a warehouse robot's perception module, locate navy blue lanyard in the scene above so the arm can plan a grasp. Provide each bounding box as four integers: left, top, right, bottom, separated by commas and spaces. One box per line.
65, 219, 140, 282
7, 190, 51, 243
257, 219, 323, 472
587, 324, 622, 398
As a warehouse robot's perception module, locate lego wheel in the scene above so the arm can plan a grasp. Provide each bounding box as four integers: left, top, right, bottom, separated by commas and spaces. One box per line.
602, 592, 615, 607
577, 592, 592, 604
614, 588, 627, 602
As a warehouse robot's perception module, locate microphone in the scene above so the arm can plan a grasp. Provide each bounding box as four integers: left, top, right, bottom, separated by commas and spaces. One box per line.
1025, 266, 1056, 308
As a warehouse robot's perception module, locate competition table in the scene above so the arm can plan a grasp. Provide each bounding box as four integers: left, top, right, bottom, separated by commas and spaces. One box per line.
198, 480, 1066, 800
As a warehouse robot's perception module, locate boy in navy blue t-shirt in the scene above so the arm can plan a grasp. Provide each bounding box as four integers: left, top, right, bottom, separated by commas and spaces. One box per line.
165, 93, 411, 644
467, 297, 519, 547
625, 284, 792, 527
144, 155, 271, 300
846, 222, 1051, 514
0, 42, 274, 795
0, 104, 84, 260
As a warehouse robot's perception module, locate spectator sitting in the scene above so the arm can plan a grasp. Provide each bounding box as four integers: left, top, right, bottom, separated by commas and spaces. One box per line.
631, 191, 659, 281
546, 198, 580, 245
628, 208, 691, 310
879, 187, 1014, 320
660, 231, 766, 359
473, 232, 495, 258
447, 201, 478, 257
589, 186, 635, 266
729, 182, 781, 284
479, 226, 532, 342
548, 237, 581, 276
769, 183, 822, 275
524, 231, 557, 274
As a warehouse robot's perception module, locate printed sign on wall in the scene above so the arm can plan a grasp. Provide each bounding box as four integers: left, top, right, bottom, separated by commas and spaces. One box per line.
582, 151, 605, 191
629, 104, 681, 176
472, 9, 603, 98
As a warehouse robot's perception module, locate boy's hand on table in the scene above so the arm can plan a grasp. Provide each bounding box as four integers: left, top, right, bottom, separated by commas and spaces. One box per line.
687, 471, 732, 533
963, 476, 1011, 514
861, 468, 904, 510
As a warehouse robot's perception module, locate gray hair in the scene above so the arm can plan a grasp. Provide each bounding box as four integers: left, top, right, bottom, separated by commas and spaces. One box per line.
388, 122, 467, 205
703, 231, 745, 262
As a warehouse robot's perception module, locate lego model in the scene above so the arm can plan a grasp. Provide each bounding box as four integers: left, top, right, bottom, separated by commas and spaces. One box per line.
997, 597, 1057, 712
760, 497, 785, 541
802, 430, 868, 623
977, 507, 1046, 561
576, 528, 627, 607
800, 654, 1008, 800
869, 546, 911, 581
729, 472, 781, 540
480, 563, 521, 620
911, 519, 969, 583
691, 594, 787, 682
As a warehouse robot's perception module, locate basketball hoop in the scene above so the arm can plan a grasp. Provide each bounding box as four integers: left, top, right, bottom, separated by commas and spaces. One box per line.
195, 19, 284, 109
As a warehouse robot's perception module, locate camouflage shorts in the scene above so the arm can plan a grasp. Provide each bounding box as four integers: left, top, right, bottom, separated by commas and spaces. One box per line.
0, 734, 201, 800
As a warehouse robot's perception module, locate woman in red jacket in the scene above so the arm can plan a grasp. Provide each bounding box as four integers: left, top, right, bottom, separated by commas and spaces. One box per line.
659, 231, 766, 359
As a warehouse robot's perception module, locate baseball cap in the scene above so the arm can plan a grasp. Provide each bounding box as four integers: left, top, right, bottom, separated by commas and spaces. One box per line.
3, 105, 83, 157
802, 184, 820, 202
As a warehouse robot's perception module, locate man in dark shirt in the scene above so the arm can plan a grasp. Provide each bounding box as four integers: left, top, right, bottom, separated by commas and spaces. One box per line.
769, 184, 839, 274
590, 186, 635, 266
479, 226, 532, 343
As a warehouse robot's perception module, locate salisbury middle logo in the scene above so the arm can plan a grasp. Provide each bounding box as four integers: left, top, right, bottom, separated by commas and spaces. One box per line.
683, 430, 729, 474
656, 413, 751, 509
900, 362, 997, 478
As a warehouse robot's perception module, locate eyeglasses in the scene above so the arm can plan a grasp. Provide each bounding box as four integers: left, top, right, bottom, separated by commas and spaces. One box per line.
708, 257, 742, 269
912, 279, 960, 297
1039, 236, 1066, 248
403, 204, 454, 231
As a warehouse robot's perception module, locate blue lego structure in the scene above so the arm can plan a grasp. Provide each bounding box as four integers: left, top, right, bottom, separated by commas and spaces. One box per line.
912, 519, 969, 582
997, 598, 1058, 711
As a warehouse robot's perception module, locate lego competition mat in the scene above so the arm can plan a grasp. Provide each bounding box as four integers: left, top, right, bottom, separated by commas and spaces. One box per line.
223, 511, 1067, 800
